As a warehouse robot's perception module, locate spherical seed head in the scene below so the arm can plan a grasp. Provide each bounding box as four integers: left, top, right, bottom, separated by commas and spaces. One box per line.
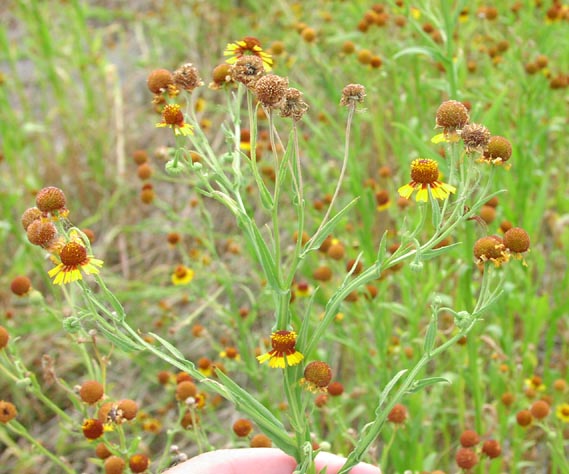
79, 380, 104, 404
479, 205, 496, 224
0, 326, 9, 350
435, 100, 470, 131
118, 399, 138, 420
553, 379, 568, 392
176, 372, 193, 384
327, 242, 345, 260
340, 83, 366, 106
233, 418, 253, 437
132, 149, 149, 164
313, 265, 333, 282
21, 207, 42, 230
461, 123, 491, 153
230, 55, 264, 88
503, 227, 530, 253
36, 186, 66, 213
346, 259, 364, 275
484, 136, 512, 162
250, 434, 272, 448
456, 448, 478, 469
254, 74, 289, 107
60, 241, 88, 266
82, 418, 104, 439
357, 49, 372, 64
175, 381, 197, 401
211, 63, 232, 85
327, 381, 344, 396
0, 400, 17, 423
161, 104, 184, 126
501, 392, 515, 406
10, 276, 32, 296
280, 87, 309, 121
473, 236, 505, 261
516, 409, 533, 427
482, 439, 502, 458
410, 159, 439, 184
104, 455, 126, 474
26, 220, 57, 247
315, 393, 328, 407
304, 361, 332, 388
173, 63, 203, 92
181, 410, 200, 429
137, 163, 152, 180
387, 404, 408, 424
147, 69, 173, 94
129, 453, 150, 473
95, 442, 112, 459
530, 400, 550, 419
460, 430, 480, 447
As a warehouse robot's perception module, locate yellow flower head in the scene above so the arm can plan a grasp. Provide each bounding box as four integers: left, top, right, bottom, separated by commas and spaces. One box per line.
156, 104, 193, 136
556, 403, 569, 423
48, 239, 103, 285
398, 159, 456, 202
257, 330, 304, 368
224, 37, 273, 72
171, 265, 194, 285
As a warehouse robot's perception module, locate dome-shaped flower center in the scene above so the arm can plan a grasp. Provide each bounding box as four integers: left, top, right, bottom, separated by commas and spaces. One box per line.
162, 104, 184, 126
271, 330, 297, 352
174, 265, 188, 278
304, 361, 332, 387
410, 159, 439, 184
60, 242, 88, 266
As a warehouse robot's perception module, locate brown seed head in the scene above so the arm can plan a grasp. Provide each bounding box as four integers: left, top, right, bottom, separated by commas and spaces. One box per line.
482, 439, 502, 458
21, 207, 42, 230
36, 186, 66, 213
553, 379, 568, 392
479, 205, 496, 224
301, 27, 317, 43
346, 259, 364, 275
530, 399, 550, 419
460, 430, 480, 447
147, 69, 173, 94
270, 40, 285, 55
211, 63, 233, 87
327, 242, 345, 260
501, 392, 515, 406
484, 136, 512, 162
26, 220, 57, 247
313, 265, 333, 282
461, 123, 491, 153
132, 149, 149, 165
327, 381, 344, 396
503, 227, 530, 253
315, 393, 328, 407
95, 442, 112, 459
129, 453, 150, 473
137, 163, 152, 180
280, 87, 309, 121
435, 100, 469, 131
516, 409, 533, 427
250, 434, 272, 448
104, 455, 126, 474
82, 418, 104, 439
118, 399, 138, 420
254, 74, 289, 108
473, 236, 505, 262
176, 381, 197, 401
0, 326, 9, 350
303, 361, 332, 388
340, 84, 366, 106
387, 404, 408, 424
233, 418, 253, 437
10, 276, 31, 296
79, 380, 104, 404
0, 400, 17, 423
342, 41, 355, 54
173, 63, 203, 92
456, 448, 478, 469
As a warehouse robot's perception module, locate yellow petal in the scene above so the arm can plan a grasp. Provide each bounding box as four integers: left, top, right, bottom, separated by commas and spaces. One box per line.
431, 133, 447, 144
416, 188, 429, 202
397, 184, 415, 199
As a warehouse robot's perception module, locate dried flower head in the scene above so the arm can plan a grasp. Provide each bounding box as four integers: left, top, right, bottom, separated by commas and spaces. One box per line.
156, 104, 193, 136
79, 380, 104, 404
129, 454, 150, 473
224, 37, 273, 71
82, 418, 104, 440
233, 418, 253, 437
387, 404, 408, 424
48, 237, 103, 285
327, 381, 344, 396
482, 440, 502, 458
254, 74, 289, 108
173, 63, 203, 92
118, 399, 138, 420
10, 275, 32, 296
340, 84, 366, 106
21, 207, 42, 230
104, 455, 126, 474
280, 87, 309, 121
36, 186, 67, 214
398, 159, 456, 202
209, 63, 233, 89
26, 220, 57, 247
0, 326, 9, 350
301, 361, 332, 392
147, 69, 174, 94
455, 448, 478, 469
481, 135, 512, 165
516, 409, 532, 426
0, 400, 17, 423
473, 236, 508, 266
530, 400, 550, 419
257, 330, 304, 368
176, 381, 197, 401
230, 55, 265, 88
503, 227, 530, 256
459, 430, 480, 447
435, 100, 469, 133
250, 434, 272, 448
461, 123, 491, 153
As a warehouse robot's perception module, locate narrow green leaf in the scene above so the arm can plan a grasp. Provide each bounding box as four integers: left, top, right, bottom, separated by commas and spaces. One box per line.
430, 191, 441, 229
421, 242, 462, 260
98, 325, 142, 353
407, 376, 450, 393
423, 318, 438, 354
148, 332, 185, 360
375, 369, 408, 415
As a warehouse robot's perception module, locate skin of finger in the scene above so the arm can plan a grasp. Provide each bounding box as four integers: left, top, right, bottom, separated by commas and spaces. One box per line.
163, 449, 381, 474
